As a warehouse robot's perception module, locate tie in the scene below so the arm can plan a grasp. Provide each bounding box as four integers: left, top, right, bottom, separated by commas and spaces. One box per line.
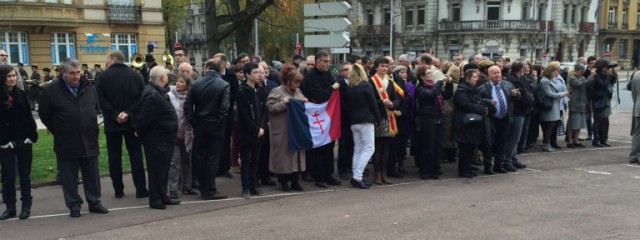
495, 83, 506, 117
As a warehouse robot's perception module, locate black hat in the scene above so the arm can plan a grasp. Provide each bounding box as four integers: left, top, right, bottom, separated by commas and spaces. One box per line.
594, 59, 610, 70
17, 62, 23, 66
145, 54, 155, 62
95, 64, 101, 68
293, 54, 304, 61
43, 68, 50, 72
31, 65, 38, 69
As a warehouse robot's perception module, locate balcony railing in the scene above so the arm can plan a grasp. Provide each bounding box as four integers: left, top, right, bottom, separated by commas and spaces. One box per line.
108, 5, 142, 24
356, 25, 391, 36
180, 33, 207, 44
607, 21, 617, 28
439, 20, 541, 32
579, 22, 595, 33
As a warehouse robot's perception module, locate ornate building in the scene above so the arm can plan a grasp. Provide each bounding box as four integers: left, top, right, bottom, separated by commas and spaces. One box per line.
598, 0, 640, 68
349, 0, 598, 63
0, 0, 165, 74
176, 0, 208, 72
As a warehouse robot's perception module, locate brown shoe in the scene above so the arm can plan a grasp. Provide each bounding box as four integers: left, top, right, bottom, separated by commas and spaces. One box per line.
373, 171, 382, 185
380, 173, 392, 185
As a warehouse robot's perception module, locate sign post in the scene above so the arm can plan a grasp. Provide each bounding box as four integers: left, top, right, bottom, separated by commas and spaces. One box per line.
304, 1, 352, 59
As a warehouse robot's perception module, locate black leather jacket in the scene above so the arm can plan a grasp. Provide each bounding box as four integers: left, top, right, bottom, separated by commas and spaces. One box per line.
184, 70, 230, 128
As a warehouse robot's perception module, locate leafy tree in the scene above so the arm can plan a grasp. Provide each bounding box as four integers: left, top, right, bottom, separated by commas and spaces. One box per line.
162, 0, 190, 51
205, 0, 281, 57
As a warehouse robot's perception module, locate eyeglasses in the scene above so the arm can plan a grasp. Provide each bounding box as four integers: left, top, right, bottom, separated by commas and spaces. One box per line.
175, 53, 185, 57
0, 54, 7, 57
341, 68, 349, 71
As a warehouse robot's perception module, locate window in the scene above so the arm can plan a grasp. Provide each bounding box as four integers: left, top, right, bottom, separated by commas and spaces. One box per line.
608, 8, 616, 26
620, 39, 627, 59
521, 4, 529, 20
0, 32, 29, 65
563, 5, 569, 24
538, 5, 545, 20
520, 43, 529, 57
452, 4, 461, 21
571, 5, 577, 24
44, 0, 72, 3
405, 7, 414, 26
384, 8, 391, 25
487, 2, 500, 20
366, 9, 374, 25
622, 8, 628, 27
111, 34, 137, 63
417, 5, 425, 25
50, 33, 75, 65
638, 9, 640, 27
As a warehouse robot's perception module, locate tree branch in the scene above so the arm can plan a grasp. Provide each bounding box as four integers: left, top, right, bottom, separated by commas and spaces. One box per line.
214, 0, 276, 42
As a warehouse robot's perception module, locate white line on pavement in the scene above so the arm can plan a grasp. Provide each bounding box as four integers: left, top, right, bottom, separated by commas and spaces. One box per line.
586, 170, 612, 175
17, 169, 543, 220
520, 146, 629, 156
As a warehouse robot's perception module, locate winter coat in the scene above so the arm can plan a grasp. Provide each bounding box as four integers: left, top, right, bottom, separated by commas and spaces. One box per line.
96, 63, 145, 133
267, 86, 306, 174
38, 78, 100, 158
453, 82, 489, 145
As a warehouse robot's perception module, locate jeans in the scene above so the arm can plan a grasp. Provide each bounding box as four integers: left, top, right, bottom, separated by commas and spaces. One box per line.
351, 123, 375, 181
504, 116, 525, 167
518, 115, 532, 151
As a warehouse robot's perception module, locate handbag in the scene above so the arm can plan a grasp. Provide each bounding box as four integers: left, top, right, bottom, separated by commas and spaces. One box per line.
462, 113, 483, 125
556, 120, 566, 136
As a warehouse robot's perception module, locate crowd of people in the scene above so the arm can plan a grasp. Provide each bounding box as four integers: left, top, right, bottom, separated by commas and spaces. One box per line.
0, 46, 621, 219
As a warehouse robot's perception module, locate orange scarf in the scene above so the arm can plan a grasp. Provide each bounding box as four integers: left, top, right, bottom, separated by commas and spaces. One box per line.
371, 74, 398, 135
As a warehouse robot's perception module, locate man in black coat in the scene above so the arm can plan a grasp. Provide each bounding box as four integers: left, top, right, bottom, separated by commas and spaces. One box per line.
38, 58, 109, 218
215, 53, 238, 178
336, 62, 353, 180
184, 58, 230, 200
132, 66, 180, 209
300, 51, 342, 188
96, 50, 148, 199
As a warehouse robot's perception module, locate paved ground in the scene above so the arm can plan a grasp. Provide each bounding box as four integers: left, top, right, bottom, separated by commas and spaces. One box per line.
5, 100, 640, 239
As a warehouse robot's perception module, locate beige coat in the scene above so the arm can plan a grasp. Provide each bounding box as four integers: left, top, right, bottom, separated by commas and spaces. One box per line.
267, 86, 306, 174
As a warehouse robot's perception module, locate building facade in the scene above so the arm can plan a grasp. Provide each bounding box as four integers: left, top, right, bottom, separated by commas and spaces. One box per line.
598, 0, 640, 68
0, 0, 165, 77
350, 0, 598, 63
175, 0, 207, 72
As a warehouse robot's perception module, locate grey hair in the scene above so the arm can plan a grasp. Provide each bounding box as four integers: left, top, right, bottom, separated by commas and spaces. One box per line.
398, 54, 409, 61
149, 66, 167, 83
61, 58, 81, 72
393, 65, 407, 72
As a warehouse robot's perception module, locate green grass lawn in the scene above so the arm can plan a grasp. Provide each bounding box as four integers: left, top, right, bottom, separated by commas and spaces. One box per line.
31, 127, 131, 184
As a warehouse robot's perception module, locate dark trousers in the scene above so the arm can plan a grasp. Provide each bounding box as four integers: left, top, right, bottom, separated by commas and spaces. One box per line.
411, 131, 422, 167
219, 117, 233, 175
389, 134, 408, 172
258, 134, 271, 182
337, 127, 354, 175
240, 144, 261, 190
308, 141, 335, 183
57, 156, 102, 209
528, 112, 540, 144
593, 116, 610, 143
142, 139, 174, 206
192, 125, 224, 196
105, 130, 146, 195
490, 117, 510, 167
586, 111, 593, 137
457, 142, 476, 176
418, 117, 443, 176
0, 144, 32, 206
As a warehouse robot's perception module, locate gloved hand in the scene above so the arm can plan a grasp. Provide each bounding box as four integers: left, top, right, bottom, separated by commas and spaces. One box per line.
24, 138, 33, 144
0, 142, 14, 149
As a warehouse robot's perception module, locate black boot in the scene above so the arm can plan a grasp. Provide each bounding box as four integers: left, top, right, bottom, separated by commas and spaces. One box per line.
19, 197, 32, 220
483, 163, 494, 175
0, 203, 17, 220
